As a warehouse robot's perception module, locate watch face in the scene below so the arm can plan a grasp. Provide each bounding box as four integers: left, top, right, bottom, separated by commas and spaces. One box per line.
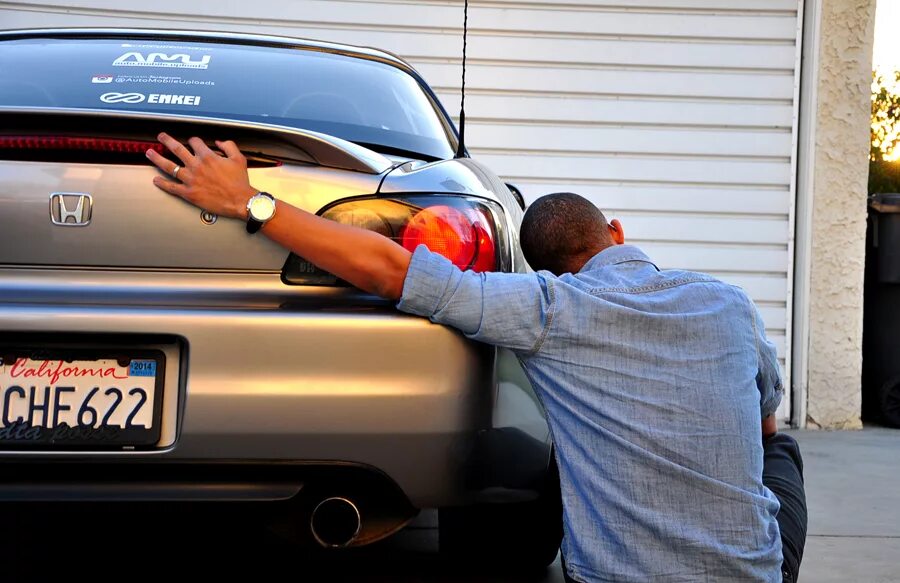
249, 195, 276, 222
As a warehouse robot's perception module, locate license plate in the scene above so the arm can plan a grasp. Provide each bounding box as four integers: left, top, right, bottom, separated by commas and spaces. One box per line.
0, 349, 164, 449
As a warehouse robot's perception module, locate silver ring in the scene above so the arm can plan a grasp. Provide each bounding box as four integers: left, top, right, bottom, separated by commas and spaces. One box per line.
172, 165, 181, 179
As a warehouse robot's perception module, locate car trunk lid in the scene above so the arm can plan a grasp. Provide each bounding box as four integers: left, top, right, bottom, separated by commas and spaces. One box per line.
0, 111, 389, 271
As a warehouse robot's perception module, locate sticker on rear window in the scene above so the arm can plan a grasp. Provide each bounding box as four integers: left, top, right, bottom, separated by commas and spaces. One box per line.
110, 74, 215, 87
99, 92, 202, 106
129, 360, 157, 377
113, 52, 212, 70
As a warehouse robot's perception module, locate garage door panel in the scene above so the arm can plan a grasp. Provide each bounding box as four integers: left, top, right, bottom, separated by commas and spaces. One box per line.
467, 123, 793, 158
422, 63, 795, 101
513, 183, 790, 215
636, 242, 788, 274
490, 0, 797, 11
438, 94, 794, 130
610, 215, 789, 245
17, 0, 798, 41
476, 153, 792, 186
425, 36, 796, 70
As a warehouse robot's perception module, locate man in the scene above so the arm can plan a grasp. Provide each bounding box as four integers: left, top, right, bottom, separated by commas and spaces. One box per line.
146, 133, 806, 582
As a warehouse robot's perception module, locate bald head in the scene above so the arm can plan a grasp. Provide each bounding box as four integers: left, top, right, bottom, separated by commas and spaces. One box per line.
520, 192, 619, 275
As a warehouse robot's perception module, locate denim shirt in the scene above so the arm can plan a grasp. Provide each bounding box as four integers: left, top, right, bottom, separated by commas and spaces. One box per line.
397, 244, 784, 582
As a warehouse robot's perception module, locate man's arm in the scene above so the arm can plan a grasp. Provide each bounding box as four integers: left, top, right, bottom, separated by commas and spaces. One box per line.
398, 246, 556, 354
147, 134, 556, 353
147, 133, 411, 299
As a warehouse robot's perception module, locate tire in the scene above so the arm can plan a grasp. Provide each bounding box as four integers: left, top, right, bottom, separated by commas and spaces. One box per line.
439, 458, 563, 571
878, 377, 900, 428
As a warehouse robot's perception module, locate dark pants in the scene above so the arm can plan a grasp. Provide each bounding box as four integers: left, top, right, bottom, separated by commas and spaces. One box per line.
562, 433, 808, 583
763, 432, 808, 583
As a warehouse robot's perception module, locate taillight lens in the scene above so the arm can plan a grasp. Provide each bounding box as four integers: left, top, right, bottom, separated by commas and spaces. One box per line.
399, 204, 497, 272
281, 196, 508, 285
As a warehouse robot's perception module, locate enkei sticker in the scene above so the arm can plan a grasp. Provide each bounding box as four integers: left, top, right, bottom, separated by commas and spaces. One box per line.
147, 93, 202, 105
99, 92, 202, 106
113, 52, 211, 69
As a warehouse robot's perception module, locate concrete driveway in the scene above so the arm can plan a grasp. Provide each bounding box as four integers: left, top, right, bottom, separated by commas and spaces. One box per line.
794, 427, 900, 583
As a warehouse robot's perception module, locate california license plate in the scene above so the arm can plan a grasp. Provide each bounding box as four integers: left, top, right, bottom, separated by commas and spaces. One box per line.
0, 349, 164, 448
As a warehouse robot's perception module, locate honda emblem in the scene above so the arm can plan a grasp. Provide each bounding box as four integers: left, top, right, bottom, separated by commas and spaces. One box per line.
49, 193, 93, 226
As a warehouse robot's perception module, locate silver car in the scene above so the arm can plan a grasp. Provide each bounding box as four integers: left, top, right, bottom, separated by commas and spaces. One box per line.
0, 28, 561, 567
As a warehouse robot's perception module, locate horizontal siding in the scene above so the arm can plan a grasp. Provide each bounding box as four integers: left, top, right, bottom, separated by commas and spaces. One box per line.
466, 123, 792, 158
421, 63, 795, 100
611, 215, 788, 245
2, 0, 800, 39
436, 93, 795, 129
477, 153, 791, 186
499, 182, 791, 214
447, 1, 798, 11
0, 0, 800, 419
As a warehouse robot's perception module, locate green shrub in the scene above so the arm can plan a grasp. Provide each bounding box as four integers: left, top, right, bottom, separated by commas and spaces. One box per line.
870, 160, 900, 195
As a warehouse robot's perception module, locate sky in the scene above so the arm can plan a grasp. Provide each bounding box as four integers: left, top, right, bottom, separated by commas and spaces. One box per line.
874, 0, 900, 73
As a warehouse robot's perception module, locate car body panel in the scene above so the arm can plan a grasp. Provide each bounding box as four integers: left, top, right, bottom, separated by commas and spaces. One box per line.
0, 158, 383, 269
0, 28, 551, 514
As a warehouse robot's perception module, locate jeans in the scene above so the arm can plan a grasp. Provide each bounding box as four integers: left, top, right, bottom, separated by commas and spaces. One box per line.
562, 433, 808, 583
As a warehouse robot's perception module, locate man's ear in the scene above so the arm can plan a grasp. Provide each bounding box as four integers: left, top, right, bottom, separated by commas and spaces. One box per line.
608, 219, 625, 245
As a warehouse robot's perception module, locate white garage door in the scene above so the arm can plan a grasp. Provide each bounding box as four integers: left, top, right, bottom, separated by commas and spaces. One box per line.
1, 0, 802, 420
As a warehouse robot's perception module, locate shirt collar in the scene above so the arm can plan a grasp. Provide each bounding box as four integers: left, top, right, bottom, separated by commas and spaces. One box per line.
579, 244, 658, 272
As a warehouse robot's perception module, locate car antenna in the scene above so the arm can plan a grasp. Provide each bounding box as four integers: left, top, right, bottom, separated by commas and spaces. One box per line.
454, 0, 469, 159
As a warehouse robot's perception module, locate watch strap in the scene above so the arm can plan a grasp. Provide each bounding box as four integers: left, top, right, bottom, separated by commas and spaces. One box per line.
246, 216, 264, 234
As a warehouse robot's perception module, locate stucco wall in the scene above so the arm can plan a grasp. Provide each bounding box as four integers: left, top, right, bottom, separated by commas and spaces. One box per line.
805, 0, 876, 429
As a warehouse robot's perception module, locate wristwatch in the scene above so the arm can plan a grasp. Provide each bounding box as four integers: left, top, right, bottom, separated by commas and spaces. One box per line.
246, 191, 277, 234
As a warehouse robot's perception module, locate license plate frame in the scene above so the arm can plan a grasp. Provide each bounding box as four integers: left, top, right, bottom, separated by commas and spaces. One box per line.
0, 346, 166, 450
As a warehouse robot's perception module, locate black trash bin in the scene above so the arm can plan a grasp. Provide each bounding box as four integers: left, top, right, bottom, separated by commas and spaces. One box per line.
863, 193, 900, 427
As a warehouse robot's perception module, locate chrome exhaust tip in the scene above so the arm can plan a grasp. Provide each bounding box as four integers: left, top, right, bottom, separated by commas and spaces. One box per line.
310, 497, 362, 548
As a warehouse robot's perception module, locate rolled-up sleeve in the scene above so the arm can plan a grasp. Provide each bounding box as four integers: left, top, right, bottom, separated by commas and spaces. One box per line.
396, 245, 556, 355
753, 304, 784, 418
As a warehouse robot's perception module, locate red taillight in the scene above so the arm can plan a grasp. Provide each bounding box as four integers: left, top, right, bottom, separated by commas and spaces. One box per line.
318, 196, 503, 273
400, 205, 496, 272
470, 223, 497, 273
0, 135, 165, 154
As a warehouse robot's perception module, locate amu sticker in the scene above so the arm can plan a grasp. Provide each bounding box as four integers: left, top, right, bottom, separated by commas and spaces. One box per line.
113, 52, 211, 69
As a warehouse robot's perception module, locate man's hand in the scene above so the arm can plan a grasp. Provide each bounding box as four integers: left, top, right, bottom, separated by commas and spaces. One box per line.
147, 132, 256, 220
762, 415, 777, 440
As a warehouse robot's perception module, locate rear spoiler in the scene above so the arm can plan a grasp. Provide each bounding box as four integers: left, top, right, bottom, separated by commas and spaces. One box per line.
0, 106, 394, 175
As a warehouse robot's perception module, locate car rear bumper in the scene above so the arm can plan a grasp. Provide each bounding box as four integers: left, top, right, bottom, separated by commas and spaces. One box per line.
0, 298, 551, 508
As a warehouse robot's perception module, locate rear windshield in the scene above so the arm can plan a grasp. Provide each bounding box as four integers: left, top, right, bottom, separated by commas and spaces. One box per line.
0, 37, 455, 159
